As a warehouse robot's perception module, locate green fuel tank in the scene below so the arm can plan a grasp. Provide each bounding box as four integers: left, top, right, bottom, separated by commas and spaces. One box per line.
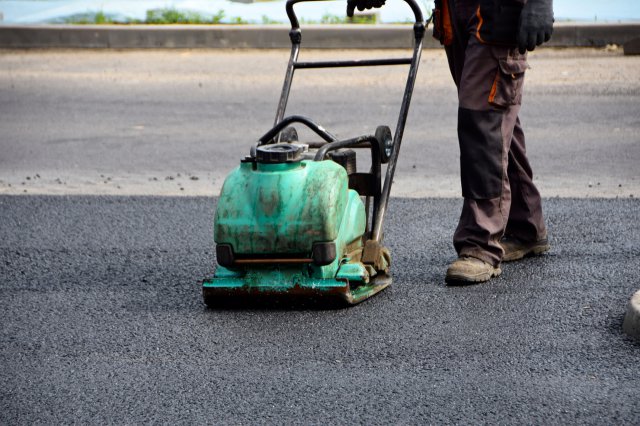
214, 158, 366, 261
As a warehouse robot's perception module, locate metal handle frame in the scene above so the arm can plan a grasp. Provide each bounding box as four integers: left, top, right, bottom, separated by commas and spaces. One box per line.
272, 0, 425, 244
259, 114, 338, 145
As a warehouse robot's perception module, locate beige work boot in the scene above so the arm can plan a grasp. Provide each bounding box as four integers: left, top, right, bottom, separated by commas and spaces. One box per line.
500, 236, 550, 262
445, 256, 501, 284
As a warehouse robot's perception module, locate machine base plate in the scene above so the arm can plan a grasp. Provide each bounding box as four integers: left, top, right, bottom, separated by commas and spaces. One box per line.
202, 273, 391, 308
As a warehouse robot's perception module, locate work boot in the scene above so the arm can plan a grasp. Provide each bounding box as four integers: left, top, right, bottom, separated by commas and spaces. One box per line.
445, 256, 501, 284
500, 236, 550, 262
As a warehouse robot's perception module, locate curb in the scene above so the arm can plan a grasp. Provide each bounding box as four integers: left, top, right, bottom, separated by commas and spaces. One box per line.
623, 290, 640, 341
0, 23, 639, 49
624, 37, 640, 55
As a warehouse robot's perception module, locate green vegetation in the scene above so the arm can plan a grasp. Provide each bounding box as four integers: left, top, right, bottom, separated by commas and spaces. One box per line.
228, 16, 249, 24
144, 8, 226, 24
63, 8, 242, 25
261, 15, 283, 25
321, 13, 377, 24
61, 7, 390, 25
93, 11, 113, 24
62, 11, 116, 24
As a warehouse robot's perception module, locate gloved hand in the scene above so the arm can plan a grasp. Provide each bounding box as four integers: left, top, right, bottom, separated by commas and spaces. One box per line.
517, 0, 554, 54
347, 0, 386, 18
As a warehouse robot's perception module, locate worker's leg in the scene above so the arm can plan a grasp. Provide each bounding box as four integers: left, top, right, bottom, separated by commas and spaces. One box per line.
452, 38, 529, 267
504, 117, 547, 242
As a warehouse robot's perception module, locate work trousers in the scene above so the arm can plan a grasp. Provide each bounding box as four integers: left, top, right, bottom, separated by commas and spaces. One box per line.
445, 0, 547, 266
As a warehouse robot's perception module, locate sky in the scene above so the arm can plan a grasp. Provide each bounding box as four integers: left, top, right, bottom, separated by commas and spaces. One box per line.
1, 0, 639, 24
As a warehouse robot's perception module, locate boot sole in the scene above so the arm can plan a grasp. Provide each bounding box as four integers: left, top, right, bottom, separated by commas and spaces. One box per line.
502, 243, 551, 262
445, 266, 502, 285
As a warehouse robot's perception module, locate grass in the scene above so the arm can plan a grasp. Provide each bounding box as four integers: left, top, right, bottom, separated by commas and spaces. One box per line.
63, 8, 244, 25
61, 8, 381, 25
321, 13, 378, 24
144, 8, 226, 24
62, 11, 116, 24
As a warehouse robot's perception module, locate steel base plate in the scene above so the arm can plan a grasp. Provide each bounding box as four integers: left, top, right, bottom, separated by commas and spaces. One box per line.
202, 273, 391, 309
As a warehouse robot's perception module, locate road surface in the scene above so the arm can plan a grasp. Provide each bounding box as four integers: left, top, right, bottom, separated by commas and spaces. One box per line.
1, 47, 638, 197
1, 47, 639, 423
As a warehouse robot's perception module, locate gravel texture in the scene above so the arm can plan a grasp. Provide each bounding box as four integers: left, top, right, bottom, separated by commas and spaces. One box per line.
1, 195, 638, 424
0, 48, 638, 197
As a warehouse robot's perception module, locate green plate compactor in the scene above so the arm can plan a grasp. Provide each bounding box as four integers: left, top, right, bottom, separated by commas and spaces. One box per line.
203, 0, 426, 307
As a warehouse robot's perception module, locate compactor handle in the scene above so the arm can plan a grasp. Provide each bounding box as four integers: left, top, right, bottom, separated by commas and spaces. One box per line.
286, 0, 424, 31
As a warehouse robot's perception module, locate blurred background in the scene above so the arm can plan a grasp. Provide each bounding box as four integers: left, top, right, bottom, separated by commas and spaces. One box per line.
1, 0, 639, 25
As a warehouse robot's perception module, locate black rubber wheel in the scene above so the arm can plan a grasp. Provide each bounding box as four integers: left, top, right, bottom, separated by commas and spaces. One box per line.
375, 125, 393, 164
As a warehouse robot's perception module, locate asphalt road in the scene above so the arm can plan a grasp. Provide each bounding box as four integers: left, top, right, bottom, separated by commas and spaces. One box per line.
1, 48, 639, 423
1, 195, 639, 424
1, 48, 639, 197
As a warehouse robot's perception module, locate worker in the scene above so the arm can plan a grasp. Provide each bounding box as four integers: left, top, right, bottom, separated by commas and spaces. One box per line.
347, 0, 554, 284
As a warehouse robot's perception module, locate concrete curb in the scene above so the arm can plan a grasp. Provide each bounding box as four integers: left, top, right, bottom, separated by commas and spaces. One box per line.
0, 23, 639, 49
623, 290, 640, 341
624, 37, 640, 55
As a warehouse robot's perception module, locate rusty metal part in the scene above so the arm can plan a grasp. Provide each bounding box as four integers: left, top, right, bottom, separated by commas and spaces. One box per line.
203, 273, 392, 308
234, 258, 313, 265
361, 239, 391, 274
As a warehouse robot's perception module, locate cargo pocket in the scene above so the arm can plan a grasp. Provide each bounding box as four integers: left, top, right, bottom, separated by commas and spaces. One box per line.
458, 107, 503, 199
488, 58, 528, 108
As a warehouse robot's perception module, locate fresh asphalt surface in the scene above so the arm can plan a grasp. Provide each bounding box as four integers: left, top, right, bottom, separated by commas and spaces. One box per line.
1, 195, 639, 424
1, 48, 639, 423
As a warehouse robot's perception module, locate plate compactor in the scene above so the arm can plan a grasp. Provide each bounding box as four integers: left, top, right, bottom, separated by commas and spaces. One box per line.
203, 0, 426, 307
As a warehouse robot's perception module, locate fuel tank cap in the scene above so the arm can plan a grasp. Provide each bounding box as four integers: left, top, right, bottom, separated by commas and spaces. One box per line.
255, 143, 304, 164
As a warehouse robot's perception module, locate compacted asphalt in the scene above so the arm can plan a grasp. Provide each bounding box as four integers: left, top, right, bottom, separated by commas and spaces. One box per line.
1, 47, 639, 423
1, 195, 638, 424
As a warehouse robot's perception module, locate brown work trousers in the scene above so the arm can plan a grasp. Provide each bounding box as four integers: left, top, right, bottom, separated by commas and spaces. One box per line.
445, 1, 547, 266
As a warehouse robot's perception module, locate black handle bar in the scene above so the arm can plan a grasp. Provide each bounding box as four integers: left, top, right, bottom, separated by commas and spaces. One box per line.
259, 115, 338, 145
286, 0, 424, 30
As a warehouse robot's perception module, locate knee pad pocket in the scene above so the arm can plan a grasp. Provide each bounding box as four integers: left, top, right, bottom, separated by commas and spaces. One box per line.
458, 107, 503, 199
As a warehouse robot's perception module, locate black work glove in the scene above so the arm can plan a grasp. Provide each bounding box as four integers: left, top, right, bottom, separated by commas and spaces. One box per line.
517, 0, 554, 54
347, 0, 386, 18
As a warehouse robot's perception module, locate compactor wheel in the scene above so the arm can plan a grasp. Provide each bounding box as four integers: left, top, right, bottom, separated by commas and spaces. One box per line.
375, 125, 393, 164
